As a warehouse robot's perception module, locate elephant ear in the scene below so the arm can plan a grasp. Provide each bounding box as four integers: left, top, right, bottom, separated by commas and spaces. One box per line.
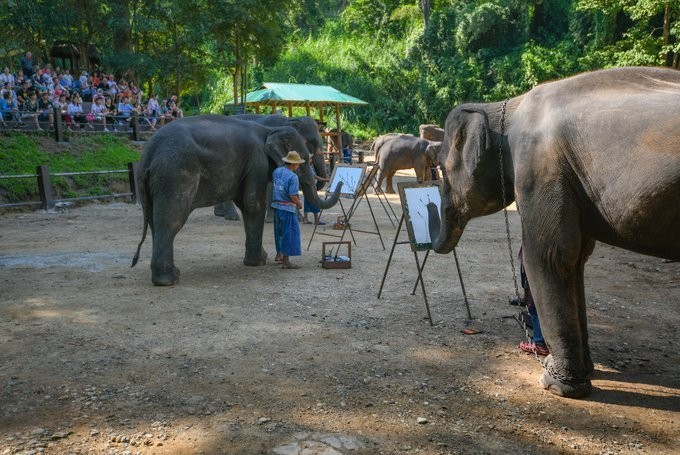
458, 108, 491, 176
264, 128, 293, 167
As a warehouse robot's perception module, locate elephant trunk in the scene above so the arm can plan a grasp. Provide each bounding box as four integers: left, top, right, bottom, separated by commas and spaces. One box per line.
299, 164, 342, 209
427, 190, 463, 254
311, 151, 328, 190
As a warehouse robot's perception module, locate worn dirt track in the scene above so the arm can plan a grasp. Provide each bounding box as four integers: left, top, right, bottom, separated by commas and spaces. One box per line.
1, 171, 679, 454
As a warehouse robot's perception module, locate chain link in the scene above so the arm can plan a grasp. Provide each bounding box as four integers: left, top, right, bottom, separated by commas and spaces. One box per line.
497, 99, 545, 365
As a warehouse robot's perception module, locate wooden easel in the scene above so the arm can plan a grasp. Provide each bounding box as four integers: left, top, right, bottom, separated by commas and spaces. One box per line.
377, 214, 434, 325
364, 163, 400, 228
377, 181, 472, 326
307, 165, 386, 251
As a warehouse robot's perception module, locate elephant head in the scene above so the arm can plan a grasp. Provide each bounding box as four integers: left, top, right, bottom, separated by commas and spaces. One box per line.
234, 114, 328, 189
265, 126, 342, 209
424, 141, 442, 168
288, 117, 328, 189
428, 106, 513, 253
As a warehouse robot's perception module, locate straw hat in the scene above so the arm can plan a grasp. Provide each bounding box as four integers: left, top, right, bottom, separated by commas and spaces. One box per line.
282, 150, 306, 164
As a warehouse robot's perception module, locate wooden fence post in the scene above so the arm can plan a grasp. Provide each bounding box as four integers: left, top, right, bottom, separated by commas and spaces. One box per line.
128, 162, 140, 204
37, 165, 54, 210
53, 106, 65, 142
132, 111, 140, 141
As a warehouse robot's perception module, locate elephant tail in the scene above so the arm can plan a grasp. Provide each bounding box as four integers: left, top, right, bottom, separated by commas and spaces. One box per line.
131, 169, 152, 268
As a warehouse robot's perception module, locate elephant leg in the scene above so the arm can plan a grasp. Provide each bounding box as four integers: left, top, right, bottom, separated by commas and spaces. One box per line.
215, 201, 241, 221
150, 197, 193, 286
264, 182, 274, 223
521, 194, 595, 398
375, 169, 385, 194
238, 183, 268, 266
385, 171, 397, 193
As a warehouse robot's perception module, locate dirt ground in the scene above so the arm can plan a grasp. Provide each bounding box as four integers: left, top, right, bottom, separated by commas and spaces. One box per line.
0, 170, 678, 455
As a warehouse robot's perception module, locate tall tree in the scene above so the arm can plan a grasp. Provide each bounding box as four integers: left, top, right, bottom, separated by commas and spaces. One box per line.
180, 0, 296, 104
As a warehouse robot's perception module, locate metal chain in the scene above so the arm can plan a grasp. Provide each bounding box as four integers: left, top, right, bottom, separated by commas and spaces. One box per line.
497, 99, 545, 365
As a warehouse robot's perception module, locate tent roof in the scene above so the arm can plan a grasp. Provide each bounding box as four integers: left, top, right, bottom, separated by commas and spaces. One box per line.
240, 83, 368, 107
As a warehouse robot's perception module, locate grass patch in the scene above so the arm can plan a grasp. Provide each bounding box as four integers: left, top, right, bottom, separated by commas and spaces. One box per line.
0, 133, 142, 204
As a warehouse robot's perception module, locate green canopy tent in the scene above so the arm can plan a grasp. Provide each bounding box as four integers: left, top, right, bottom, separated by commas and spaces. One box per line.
229, 82, 368, 162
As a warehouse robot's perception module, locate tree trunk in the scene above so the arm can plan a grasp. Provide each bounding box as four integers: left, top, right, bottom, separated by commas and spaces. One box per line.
421, 0, 430, 26
110, 0, 132, 52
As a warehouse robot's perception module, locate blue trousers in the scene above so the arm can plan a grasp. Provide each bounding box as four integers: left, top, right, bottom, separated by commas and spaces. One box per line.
526, 289, 545, 346
274, 209, 301, 257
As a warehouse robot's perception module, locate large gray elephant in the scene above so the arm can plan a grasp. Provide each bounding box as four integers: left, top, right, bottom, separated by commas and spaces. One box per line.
419, 124, 445, 142
427, 67, 680, 398
375, 135, 441, 193
131, 115, 342, 286
215, 114, 329, 220
370, 133, 410, 162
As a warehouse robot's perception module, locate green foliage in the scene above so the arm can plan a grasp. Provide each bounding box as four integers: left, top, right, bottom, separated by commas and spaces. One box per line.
0, 134, 140, 203
2, 0, 678, 139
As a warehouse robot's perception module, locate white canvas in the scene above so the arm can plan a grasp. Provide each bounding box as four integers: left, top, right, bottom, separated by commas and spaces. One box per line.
328, 166, 365, 197
403, 185, 442, 245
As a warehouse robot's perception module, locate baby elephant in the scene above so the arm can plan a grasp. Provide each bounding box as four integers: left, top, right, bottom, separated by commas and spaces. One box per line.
375, 135, 441, 193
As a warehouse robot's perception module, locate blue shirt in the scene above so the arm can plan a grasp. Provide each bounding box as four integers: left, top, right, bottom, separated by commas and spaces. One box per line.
271, 166, 300, 213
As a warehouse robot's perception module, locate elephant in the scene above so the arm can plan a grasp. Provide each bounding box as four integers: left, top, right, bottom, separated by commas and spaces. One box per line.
369, 133, 411, 163
419, 124, 445, 142
374, 135, 441, 193
427, 66, 680, 398
131, 115, 342, 286
215, 114, 328, 220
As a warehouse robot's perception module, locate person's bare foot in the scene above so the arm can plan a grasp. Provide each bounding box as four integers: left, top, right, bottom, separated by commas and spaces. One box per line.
274, 254, 283, 263
281, 262, 300, 269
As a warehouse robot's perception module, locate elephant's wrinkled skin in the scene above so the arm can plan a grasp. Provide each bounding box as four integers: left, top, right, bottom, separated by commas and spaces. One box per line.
215, 115, 328, 221
427, 67, 680, 398
131, 115, 342, 286
375, 135, 441, 193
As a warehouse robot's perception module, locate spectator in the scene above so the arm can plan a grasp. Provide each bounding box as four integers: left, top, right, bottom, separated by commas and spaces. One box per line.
106, 74, 118, 99
103, 97, 116, 126
16, 80, 31, 109
56, 93, 76, 129
20, 51, 33, 78
144, 93, 161, 129
89, 95, 110, 131
129, 81, 141, 99
15, 69, 26, 85
116, 96, 134, 128
0, 67, 15, 86
1, 90, 22, 126
91, 71, 100, 89
118, 79, 131, 99
167, 98, 183, 119
37, 91, 53, 127
67, 93, 87, 129
22, 90, 42, 130
62, 69, 74, 88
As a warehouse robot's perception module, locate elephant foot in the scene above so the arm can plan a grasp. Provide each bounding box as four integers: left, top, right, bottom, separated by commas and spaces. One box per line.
243, 256, 267, 266
539, 356, 592, 398
152, 264, 180, 286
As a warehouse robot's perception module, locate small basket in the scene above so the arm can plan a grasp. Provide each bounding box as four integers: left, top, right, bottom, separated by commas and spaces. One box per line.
322, 241, 352, 269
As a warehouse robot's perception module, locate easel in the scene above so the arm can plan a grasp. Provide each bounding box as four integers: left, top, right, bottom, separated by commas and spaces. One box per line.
377, 182, 472, 326
364, 163, 400, 228
307, 164, 386, 251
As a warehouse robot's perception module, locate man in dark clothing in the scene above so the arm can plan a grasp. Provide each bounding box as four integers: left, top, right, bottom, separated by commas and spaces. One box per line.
20, 51, 34, 78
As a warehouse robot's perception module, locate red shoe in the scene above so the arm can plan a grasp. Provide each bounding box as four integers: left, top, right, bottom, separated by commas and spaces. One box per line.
519, 341, 549, 356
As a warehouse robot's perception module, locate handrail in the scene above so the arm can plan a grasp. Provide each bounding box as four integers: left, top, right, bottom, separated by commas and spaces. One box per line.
0, 162, 139, 210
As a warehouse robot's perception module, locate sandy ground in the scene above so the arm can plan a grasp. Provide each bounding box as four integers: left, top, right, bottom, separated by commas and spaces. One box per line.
0, 170, 678, 455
